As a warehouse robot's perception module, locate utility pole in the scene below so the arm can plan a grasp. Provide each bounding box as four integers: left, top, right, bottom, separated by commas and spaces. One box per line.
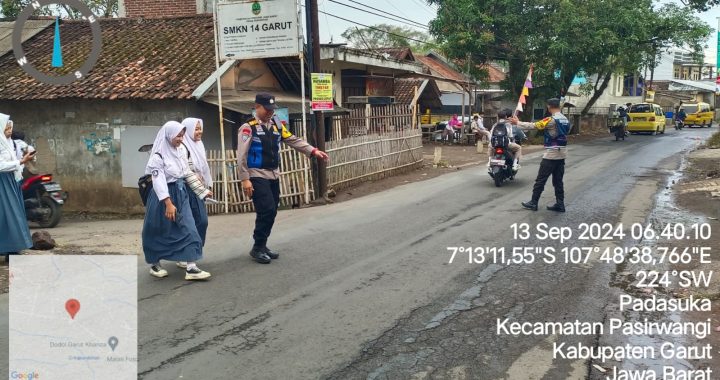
306, 0, 327, 200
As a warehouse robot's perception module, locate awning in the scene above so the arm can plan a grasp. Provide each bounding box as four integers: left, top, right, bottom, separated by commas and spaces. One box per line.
201, 91, 349, 116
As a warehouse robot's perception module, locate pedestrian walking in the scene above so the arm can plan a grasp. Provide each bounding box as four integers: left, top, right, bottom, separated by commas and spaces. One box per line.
238, 93, 329, 264
181, 118, 211, 243
0, 113, 33, 259
510, 98, 570, 212
142, 121, 211, 280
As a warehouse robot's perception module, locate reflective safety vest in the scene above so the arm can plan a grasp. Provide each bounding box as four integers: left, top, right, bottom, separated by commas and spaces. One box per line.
544, 114, 570, 148
247, 118, 283, 170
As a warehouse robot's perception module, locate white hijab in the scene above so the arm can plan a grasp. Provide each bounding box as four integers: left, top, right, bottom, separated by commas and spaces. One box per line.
146, 121, 188, 179
0, 113, 21, 180
181, 118, 212, 187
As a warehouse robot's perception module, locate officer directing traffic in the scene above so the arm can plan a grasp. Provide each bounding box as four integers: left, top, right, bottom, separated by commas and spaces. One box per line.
238, 93, 330, 264
510, 98, 570, 212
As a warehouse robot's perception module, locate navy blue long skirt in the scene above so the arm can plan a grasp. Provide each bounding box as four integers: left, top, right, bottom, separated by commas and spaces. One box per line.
0, 171, 32, 253
187, 192, 208, 246
142, 181, 203, 264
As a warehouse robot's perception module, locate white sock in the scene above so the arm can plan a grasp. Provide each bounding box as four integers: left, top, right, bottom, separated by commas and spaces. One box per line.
186, 262, 198, 270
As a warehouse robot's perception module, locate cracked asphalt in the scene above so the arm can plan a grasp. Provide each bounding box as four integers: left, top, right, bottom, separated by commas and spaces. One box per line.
133, 127, 715, 379
0, 128, 712, 380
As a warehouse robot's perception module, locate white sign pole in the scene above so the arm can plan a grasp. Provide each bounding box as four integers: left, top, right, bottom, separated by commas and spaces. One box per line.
298, 0, 310, 204
213, 1, 229, 214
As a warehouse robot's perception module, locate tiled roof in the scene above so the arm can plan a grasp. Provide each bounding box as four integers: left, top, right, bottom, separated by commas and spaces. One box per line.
482, 64, 506, 83
375, 48, 415, 61
415, 55, 467, 82
394, 78, 442, 109
415, 53, 506, 84
0, 16, 216, 100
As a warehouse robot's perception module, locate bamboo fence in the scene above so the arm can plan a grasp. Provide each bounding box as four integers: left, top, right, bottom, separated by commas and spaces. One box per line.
332, 104, 413, 140
326, 129, 423, 191
206, 147, 313, 215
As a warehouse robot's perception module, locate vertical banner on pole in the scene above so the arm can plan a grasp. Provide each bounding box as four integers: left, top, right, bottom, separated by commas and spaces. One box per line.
311, 73, 334, 111
716, 19, 719, 95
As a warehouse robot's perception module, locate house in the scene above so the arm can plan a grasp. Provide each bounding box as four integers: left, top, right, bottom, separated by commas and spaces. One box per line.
653, 48, 716, 82
414, 51, 509, 116
0, 16, 225, 214
564, 73, 643, 114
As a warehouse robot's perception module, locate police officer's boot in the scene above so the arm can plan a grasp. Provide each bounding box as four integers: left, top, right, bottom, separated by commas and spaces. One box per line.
250, 247, 272, 264
521, 200, 539, 211
263, 247, 279, 260
547, 201, 565, 213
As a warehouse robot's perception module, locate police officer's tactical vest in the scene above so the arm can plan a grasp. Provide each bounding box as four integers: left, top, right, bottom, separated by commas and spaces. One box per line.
247, 117, 283, 170
544, 114, 570, 148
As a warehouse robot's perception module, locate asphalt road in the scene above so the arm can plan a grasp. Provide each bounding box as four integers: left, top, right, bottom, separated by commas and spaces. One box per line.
133, 126, 715, 380
1, 128, 709, 379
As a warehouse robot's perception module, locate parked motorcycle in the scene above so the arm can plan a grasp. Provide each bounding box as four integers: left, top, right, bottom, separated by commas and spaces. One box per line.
22, 173, 67, 228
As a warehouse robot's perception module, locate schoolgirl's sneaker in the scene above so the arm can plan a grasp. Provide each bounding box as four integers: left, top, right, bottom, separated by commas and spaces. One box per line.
150, 264, 168, 278
185, 267, 211, 281
176, 261, 188, 269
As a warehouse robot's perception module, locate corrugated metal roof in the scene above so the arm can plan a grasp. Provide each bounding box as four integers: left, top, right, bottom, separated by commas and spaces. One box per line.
0, 20, 53, 58
670, 79, 716, 92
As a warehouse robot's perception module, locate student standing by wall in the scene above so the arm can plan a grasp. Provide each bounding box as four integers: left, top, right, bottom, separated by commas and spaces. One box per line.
0, 113, 33, 259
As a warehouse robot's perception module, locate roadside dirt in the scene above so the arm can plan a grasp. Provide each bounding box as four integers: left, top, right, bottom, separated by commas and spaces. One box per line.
674, 145, 720, 375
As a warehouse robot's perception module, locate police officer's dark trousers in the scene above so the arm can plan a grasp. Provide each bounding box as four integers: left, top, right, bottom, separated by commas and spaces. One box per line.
251, 178, 281, 249
531, 158, 565, 203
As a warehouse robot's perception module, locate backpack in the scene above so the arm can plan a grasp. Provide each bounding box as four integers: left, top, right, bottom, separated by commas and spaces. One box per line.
138, 146, 194, 206
138, 153, 162, 206
491, 122, 511, 148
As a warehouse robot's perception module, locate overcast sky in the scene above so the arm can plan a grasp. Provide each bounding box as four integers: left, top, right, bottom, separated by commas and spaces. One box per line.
315, 0, 718, 65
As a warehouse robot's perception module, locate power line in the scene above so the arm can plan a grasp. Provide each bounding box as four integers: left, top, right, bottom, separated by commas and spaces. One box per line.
409, 0, 437, 16
316, 9, 430, 45
341, 0, 429, 29
328, 0, 428, 30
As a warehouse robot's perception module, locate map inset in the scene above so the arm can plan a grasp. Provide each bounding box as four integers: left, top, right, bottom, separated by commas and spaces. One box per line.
9, 255, 137, 380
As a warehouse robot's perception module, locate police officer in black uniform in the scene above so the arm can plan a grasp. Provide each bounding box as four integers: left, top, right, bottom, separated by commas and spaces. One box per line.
237, 93, 329, 264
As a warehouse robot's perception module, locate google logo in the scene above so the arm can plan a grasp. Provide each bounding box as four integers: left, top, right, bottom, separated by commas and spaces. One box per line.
10, 371, 40, 379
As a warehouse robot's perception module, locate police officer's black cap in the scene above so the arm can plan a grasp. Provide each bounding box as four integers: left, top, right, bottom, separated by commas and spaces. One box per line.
255, 92, 278, 110
546, 98, 561, 108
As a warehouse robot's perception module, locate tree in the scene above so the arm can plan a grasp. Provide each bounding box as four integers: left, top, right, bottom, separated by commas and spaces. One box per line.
1, 0, 118, 19
680, 0, 719, 11
341, 24, 435, 52
428, 0, 711, 118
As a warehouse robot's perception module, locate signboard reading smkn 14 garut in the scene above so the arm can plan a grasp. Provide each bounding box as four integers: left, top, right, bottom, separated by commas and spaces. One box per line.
311, 73, 333, 111
218, 0, 301, 60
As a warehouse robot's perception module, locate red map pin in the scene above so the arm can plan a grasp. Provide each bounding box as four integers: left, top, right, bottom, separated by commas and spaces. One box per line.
65, 299, 80, 319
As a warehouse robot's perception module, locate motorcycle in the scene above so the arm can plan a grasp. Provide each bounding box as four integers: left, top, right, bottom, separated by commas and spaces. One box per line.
674, 119, 684, 130
22, 173, 67, 228
488, 128, 517, 187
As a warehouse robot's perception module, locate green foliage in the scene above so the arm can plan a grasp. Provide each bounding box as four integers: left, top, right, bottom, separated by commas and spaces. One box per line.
680, 0, 719, 12
341, 24, 436, 52
428, 0, 712, 116
1, 0, 118, 19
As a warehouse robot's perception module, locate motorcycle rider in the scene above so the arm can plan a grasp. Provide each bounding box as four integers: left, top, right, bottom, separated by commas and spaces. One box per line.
488, 109, 522, 171
510, 98, 570, 212
675, 108, 687, 128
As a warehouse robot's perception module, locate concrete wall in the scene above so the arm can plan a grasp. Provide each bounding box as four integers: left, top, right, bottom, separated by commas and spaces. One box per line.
0, 99, 225, 214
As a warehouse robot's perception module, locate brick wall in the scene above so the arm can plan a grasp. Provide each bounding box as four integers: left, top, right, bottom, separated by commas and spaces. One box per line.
123, 0, 200, 18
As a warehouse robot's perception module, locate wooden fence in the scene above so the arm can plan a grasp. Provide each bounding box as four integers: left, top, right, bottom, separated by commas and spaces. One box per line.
326, 129, 423, 191
332, 104, 414, 140
205, 146, 313, 214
